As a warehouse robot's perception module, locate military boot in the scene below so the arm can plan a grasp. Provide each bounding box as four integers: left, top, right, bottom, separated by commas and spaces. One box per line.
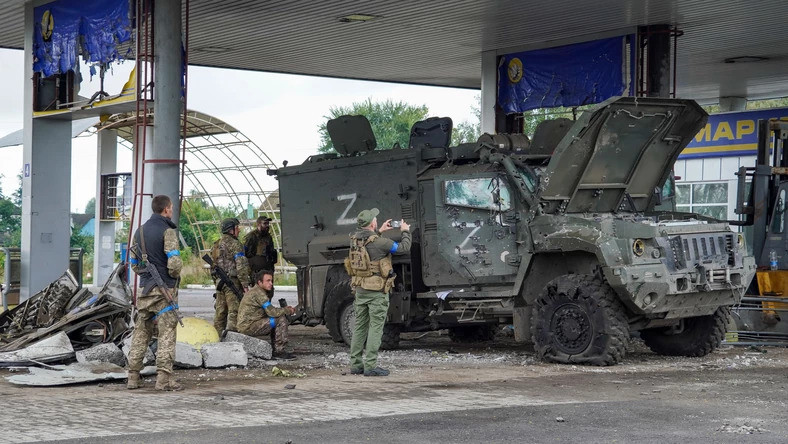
155, 372, 183, 391
126, 371, 142, 390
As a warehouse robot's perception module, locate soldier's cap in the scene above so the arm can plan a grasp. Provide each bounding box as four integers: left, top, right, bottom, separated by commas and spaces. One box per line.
221, 217, 241, 233
357, 208, 379, 227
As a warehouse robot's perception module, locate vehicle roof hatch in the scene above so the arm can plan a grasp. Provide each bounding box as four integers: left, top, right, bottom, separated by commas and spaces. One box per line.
538, 96, 707, 213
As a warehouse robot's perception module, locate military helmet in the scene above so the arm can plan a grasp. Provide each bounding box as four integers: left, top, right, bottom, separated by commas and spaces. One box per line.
221, 217, 240, 234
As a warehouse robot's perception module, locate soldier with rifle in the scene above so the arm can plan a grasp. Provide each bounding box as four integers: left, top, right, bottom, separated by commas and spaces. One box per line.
209, 217, 251, 335
126, 195, 184, 391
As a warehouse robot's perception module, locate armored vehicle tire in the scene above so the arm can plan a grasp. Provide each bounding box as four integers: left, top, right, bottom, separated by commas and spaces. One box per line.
325, 279, 353, 343
531, 274, 629, 366
640, 306, 730, 357
448, 325, 497, 342
338, 302, 401, 349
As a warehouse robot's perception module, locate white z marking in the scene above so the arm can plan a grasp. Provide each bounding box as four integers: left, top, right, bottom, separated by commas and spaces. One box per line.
453, 221, 483, 255
336, 193, 358, 225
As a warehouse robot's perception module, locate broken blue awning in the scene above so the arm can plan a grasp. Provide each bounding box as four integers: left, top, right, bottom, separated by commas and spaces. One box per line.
33, 0, 132, 77
498, 36, 631, 114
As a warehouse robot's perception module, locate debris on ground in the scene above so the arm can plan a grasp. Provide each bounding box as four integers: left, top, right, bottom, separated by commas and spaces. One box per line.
284, 384, 296, 389
271, 366, 305, 378
201, 342, 248, 368
0, 331, 74, 366
175, 342, 203, 368
5, 362, 155, 386
717, 422, 765, 434
0, 265, 131, 354
223, 331, 272, 359
75, 342, 126, 367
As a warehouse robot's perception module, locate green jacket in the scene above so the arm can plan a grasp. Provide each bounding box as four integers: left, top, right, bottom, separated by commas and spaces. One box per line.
237, 285, 288, 333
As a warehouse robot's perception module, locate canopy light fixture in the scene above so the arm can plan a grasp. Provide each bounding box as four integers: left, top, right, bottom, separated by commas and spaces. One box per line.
338, 13, 381, 23
724, 56, 769, 64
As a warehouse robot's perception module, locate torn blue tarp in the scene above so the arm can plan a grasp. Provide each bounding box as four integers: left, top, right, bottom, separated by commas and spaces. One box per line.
498, 36, 632, 113
33, 0, 132, 77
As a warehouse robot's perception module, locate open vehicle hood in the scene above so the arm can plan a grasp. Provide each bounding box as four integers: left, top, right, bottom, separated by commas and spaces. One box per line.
538, 97, 707, 213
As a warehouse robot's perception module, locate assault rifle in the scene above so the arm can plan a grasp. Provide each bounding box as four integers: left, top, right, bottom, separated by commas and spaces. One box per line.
203, 254, 245, 301
133, 244, 184, 327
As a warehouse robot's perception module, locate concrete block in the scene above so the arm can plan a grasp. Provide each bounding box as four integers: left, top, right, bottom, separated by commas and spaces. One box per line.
223, 331, 272, 360
201, 342, 248, 368
121, 336, 155, 366
175, 342, 203, 368
75, 343, 126, 367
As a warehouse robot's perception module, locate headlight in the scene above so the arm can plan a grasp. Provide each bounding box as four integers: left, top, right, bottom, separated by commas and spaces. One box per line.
737, 233, 745, 249
633, 239, 645, 256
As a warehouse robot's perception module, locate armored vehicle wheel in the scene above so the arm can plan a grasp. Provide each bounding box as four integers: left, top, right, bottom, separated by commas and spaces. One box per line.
640, 306, 730, 357
338, 302, 401, 349
448, 325, 497, 342
325, 279, 353, 343
532, 275, 629, 366
380, 324, 401, 350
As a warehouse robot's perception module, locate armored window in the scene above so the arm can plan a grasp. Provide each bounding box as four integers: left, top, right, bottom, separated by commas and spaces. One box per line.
444, 178, 512, 212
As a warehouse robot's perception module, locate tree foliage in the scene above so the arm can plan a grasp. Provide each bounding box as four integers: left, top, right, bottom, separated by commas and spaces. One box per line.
0, 173, 22, 247
451, 94, 482, 145
179, 194, 235, 253
84, 197, 96, 215
317, 99, 429, 153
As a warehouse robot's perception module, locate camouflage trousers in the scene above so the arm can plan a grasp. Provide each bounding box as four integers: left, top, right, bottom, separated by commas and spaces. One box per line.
349, 288, 390, 371
214, 281, 242, 334
241, 315, 289, 350
128, 288, 178, 374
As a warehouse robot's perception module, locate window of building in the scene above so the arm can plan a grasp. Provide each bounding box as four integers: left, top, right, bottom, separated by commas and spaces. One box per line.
675, 182, 728, 220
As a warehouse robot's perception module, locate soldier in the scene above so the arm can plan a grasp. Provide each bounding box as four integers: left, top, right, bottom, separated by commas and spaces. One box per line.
345, 208, 411, 376
237, 269, 297, 359
211, 217, 251, 335
244, 216, 278, 275
126, 195, 183, 391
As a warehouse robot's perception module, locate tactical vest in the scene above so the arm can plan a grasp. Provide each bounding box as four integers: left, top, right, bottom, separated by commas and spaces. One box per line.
134, 214, 178, 292
344, 233, 394, 292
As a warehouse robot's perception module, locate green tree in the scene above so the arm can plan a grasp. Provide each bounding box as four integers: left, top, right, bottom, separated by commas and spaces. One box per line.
179, 193, 230, 253
84, 197, 96, 215
0, 173, 22, 247
451, 94, 482, 145
317, 99, 429, 153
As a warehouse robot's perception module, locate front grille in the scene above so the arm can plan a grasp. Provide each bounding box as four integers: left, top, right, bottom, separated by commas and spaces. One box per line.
669, 234, 732, 270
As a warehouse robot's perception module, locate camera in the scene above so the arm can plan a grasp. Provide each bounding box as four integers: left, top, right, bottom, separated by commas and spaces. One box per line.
390, 220, 401, 228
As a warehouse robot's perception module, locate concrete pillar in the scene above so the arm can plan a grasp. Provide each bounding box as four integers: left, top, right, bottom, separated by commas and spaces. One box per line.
642, 24, 671, 98
480, 50, 497, 135
20, 1, 72, 300
719, 96, 747, 112
133, 126, 155, 227
152, 0, 183, 222
94, 130, 117, 286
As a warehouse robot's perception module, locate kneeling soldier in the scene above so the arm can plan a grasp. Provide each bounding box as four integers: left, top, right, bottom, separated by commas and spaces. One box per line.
238, 269, 297, 359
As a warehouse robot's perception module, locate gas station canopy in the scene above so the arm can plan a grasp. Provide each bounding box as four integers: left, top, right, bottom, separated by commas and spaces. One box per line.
1, 0, 787, 102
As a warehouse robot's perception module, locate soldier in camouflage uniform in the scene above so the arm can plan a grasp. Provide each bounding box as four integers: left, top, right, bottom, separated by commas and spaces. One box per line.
244, 216, 278, 275
211, 217, 251, 335
238, 269, 297, 359
346, 208, 411, 376
127, 195, 183, 391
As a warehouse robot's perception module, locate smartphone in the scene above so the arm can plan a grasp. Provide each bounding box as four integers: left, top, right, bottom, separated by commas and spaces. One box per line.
390, 220, 401, 228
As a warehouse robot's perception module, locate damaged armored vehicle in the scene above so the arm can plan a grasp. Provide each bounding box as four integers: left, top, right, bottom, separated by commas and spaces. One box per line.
274, 96, 756, 365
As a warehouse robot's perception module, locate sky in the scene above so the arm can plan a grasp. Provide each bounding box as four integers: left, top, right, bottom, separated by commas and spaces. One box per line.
0, 48, 479, 212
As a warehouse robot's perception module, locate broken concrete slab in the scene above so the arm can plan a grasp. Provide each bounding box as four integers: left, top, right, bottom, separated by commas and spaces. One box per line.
121, 336, 154, 366
0, 331, 74, 366
6, 362, 125, 386
223, 331, 272, 360
175, 342, 203, 368
201, 342, 248, 368
76, 343, 126, 367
